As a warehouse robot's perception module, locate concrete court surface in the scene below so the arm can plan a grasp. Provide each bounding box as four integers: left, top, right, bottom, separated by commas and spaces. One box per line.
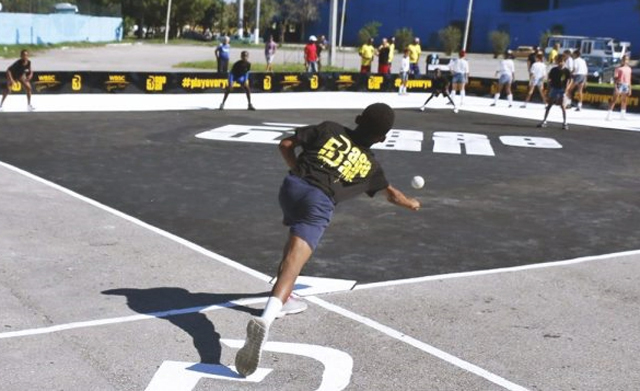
1, 91, 640, 391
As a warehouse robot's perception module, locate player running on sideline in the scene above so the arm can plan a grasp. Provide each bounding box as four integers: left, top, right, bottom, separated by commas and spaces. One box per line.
1, 49, 35, 111
234, 103, 421, 377
419, 68, 457, 112
537, 55, 571, 130
219, 51, 255, 111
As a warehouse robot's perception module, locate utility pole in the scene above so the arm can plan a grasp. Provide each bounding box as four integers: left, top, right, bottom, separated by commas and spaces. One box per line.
462, 0, 473, 51
237, 0, 244, 38
164, 0, 172, 44
328, 0, 338, 66
339, 0, 347, 49
253, 0, 260, 44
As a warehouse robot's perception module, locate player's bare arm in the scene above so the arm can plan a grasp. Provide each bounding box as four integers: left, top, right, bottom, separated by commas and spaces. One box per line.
279, 135, 299, 170
385, 184, 420, 211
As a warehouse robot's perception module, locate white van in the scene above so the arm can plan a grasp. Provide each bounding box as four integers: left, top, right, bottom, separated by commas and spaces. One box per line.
546, 35, 630, 61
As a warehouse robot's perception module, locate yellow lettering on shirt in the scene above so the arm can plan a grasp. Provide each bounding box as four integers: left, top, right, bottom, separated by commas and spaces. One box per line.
318, 136, 372, 182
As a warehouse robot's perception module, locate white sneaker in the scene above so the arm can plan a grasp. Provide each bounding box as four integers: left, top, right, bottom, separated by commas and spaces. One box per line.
453, 108, 459, 114
27, 104, 35, 112
419, 106, 425, 112
277, 296, 308, 318
235, 317, 269, 377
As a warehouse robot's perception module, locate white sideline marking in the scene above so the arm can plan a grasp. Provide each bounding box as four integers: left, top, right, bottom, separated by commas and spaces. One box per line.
305, 295, 530, 391
354, 249, 640, 291
0, 161, 272, 285
0, 297, 268, 340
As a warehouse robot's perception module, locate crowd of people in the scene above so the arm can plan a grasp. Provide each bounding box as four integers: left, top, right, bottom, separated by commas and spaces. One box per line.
0, 37, 634, 120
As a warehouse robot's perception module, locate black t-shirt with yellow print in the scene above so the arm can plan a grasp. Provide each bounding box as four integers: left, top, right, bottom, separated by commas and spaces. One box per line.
292, 121, 389, 204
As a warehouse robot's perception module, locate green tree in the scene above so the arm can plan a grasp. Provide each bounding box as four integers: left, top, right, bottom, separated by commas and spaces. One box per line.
438, 25, 461, 55
394, 27, 413, 52
489, 30, 510, 58
358, 21, 381, 45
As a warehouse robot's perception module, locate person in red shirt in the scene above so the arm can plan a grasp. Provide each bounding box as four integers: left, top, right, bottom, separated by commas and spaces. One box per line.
304, 35, 318, 73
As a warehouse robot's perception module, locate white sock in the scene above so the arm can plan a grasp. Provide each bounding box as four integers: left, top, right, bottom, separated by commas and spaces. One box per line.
460, 90, 465, 104
578, 102, 582, 109
260, 296, 283, 324
493, 93, 499, 104
507, 94, 513, 105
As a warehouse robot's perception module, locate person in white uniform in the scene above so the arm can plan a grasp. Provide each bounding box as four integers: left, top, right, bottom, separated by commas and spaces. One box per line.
521, 53, 548, 108
449, 50, 469, 106
566, 50, 588, 111
491, 50, 515, 107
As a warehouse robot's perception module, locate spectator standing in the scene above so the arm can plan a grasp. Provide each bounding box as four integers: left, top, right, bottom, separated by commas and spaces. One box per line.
264, 36, 277, 72
566, 50, 588, 111
521, 53, 548, 108
449, 50, 470, 106
0, 49, 35, 111
377, 38, 391, 74
561, 50, 574, 107
537, 55, 571, 130
388, 37, 396, 71
215, 36, 231, 73
491, 50, 515, 107
304, 35, 319, 73
606, 55, 632, 120
548, 43, 560, 65
359, 38, 375, 73
407, 37, 422, 75
316, 35, 327, 71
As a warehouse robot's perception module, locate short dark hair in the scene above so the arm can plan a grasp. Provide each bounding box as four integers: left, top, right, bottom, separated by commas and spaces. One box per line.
241, 50, 249, 58
359, 103, 395, 136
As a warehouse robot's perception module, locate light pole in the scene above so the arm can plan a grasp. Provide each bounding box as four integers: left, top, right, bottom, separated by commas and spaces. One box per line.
253, 0, 260, 44
462, 0, 473, 51
164, 0, 172, 44
339, 0, 347, 49
328, 0, 338, 66
237, 0, 244, 38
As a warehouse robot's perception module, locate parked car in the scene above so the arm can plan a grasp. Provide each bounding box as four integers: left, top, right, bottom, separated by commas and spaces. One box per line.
582, 55, 615, 84
513, 46, 536, 58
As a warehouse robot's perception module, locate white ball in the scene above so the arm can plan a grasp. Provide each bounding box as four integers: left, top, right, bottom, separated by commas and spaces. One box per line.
411, 175, 425, 189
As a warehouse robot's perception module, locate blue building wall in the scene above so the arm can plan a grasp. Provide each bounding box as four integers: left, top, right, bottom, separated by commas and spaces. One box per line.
315, 0, 638, 56
0, 13, 123, 45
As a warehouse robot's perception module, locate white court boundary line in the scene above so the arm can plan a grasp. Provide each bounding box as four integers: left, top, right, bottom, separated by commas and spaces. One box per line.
6, 159, 636, 391
354, 249, 640, 291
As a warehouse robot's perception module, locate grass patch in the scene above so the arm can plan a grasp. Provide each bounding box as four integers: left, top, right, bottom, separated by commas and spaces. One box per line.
173, 60, 357, 73
1, 41, 112, 58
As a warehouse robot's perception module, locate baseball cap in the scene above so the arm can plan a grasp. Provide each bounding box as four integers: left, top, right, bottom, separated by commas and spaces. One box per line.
309, 35, 317, 42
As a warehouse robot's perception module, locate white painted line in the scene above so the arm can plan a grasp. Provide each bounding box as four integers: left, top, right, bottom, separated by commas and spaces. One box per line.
0, 297, 268, 340
354, 249, 640, 291
0, 160, 272, 284
305, 295, 530, 391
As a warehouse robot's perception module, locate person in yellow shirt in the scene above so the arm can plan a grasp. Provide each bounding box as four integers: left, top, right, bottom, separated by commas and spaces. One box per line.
407, 37, 422, 75
388, 36, 396, 70
548, 43, 560, 65
359, 38, 376, 73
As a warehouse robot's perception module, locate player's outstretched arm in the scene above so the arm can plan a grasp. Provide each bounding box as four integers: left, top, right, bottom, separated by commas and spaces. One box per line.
279, 135, 299, 170
385, 185, 420, 211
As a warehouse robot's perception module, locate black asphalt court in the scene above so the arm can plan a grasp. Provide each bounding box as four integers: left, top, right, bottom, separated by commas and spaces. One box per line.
1, 108, 639, 284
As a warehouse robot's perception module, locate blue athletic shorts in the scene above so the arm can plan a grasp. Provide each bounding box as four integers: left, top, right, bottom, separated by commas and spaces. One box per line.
279, 174, 335, 251
229, 73, 248, 85
549, 87, 565, 102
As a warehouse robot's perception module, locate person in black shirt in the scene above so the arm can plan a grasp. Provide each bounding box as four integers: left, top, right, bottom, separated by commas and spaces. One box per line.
419, 68, 457, 112
537, 55, 571, 130
234, 103, 421, 377
1, 49, 35, 111
219, 51, 255, 110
